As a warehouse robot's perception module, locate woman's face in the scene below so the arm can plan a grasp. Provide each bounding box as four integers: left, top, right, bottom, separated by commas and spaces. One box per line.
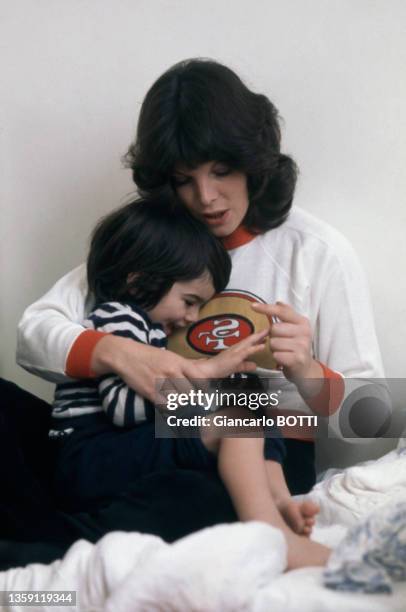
172, 161, 249, 238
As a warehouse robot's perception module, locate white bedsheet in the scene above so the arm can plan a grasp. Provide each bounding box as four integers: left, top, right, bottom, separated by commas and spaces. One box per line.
2, 447, 406, 611
311, 447, 406, 528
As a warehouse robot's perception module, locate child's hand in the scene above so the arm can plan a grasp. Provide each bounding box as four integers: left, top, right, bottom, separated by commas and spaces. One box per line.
192, 329, 269, 379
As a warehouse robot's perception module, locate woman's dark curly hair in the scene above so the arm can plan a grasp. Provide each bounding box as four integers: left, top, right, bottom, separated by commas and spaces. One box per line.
124, 58, 298, 232
87, 196, 231, 309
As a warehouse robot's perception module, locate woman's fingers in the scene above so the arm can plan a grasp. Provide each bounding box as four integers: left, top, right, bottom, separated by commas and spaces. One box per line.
269, 337, 309, 352
251, 301, 305, 325
271, 352, 302, 369
269, 322, 301, 338
251, 302, 315, 379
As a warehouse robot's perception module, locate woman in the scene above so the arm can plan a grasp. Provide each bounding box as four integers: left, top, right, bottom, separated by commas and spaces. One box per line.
17, 58, 384, 497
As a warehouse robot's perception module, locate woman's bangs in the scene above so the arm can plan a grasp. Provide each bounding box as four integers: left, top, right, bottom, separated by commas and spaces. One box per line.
171, 119, 236, 173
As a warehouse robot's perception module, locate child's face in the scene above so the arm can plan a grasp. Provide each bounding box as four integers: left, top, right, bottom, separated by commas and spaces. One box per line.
147, 272, 215, 335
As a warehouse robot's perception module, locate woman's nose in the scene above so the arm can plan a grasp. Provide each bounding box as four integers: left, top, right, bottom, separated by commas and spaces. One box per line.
196, 177, 217, 207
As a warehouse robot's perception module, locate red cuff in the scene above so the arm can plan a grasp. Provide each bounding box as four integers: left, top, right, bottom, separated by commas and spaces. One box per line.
305, 362, 345, 416
65, 330, 108, 378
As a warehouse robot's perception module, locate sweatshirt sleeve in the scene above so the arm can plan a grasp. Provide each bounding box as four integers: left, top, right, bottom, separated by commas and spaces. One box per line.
308, 237, 390, 433
16, 264, 95, 382
310, 234, 385, 379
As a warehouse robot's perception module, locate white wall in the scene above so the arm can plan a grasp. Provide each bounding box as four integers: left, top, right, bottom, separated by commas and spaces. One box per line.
1, 0, 405, 403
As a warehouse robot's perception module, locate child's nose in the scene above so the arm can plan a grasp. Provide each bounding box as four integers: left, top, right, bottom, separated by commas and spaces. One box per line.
185, 305, 200, 324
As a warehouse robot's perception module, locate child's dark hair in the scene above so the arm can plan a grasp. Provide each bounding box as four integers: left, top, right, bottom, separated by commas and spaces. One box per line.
124, 58, 298, 232
87, 197, 231, 308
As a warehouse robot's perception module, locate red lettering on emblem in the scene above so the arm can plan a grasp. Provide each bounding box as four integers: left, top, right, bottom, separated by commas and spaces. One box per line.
187, 314, 254, 355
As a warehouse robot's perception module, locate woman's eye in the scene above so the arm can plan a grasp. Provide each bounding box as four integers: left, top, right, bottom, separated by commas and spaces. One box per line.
213, 165, 231, 177
172, 175, 190, 187
184, 299, 195, 307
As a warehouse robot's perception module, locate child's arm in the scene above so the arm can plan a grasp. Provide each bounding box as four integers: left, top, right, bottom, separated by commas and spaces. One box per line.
97, 373, 151, 427
87, 302, 161, 427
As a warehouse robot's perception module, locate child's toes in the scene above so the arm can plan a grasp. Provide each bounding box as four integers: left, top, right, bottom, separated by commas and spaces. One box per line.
301, 499, 319, 519
302, 525, 312, 536
279, 502, 305, 534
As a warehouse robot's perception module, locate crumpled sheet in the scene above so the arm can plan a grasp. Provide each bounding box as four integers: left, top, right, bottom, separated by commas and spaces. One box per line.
1, 446, 406, 611
2, 523, 286, 612
324, 498, 406, 593
311, 446, 406, 527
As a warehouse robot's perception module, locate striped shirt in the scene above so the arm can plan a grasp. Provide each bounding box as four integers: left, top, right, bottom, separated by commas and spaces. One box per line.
50, 301, 167, 436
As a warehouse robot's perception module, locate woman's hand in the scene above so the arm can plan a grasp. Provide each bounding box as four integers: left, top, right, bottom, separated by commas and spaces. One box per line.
90, 329, 268, 403
91, 334, 198, 402
251, 302, 323, 382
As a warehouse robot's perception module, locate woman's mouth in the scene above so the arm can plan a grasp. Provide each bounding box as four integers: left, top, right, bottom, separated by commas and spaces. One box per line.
203, 210, 229, 226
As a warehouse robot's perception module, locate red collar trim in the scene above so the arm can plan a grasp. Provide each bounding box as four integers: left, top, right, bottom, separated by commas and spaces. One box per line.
221, 226, 258, 250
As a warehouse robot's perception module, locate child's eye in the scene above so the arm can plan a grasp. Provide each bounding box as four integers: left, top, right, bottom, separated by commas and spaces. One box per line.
184, 299, 195, 307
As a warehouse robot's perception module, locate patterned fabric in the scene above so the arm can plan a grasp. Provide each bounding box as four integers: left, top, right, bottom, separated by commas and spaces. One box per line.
324, 494, 406, 593
50, 302, 166, 432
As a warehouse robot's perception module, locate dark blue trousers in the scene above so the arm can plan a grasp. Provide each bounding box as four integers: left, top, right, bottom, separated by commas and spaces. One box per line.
0, 378, 315, 569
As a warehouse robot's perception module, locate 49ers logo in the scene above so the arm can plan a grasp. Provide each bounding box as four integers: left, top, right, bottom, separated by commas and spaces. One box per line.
187, 314, 254, 355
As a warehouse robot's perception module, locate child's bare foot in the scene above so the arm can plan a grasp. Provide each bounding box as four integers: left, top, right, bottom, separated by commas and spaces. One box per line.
277, 498, 319, 536
285, 531, 330, 570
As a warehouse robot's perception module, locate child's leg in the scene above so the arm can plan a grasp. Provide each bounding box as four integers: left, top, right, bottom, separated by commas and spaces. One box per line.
264, 459, 319, 536
203, 434, 330, 570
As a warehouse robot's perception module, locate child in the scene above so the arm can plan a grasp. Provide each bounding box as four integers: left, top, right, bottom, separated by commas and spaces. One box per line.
50, 196, 329, 569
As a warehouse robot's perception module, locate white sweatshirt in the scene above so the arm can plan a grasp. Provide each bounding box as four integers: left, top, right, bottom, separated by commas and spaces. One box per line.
16, 206, 384, 384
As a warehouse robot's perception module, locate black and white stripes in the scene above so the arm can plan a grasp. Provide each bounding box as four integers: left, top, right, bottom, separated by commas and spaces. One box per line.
50, 302, 166, 433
